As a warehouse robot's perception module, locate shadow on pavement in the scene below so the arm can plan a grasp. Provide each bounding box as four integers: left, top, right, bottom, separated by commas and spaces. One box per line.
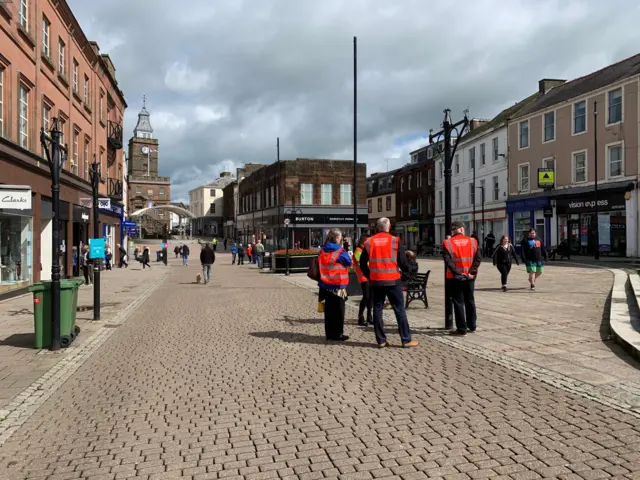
0, 333, 35, 349
599, 281, 640, 370
475, 287, 527, 292
249, 331, 377, 349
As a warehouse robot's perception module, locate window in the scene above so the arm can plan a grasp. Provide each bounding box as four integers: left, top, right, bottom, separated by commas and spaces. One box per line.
608, 88, 622, 124
469, 147, 475, 170
160, 187, 165, 196
438, 161, 443, 180
83, 74, 89, 103
469, 183, 475, 206
367, 199, 372, 214
42, 15, 50, 57
136, 186, 141, 194
479, 179, 485, 203
438, 191, 443, 211
147, 188, 153, 196
493, 176, 499, 201
0, 69, 3, 136
99, 148, 104, 176
492, 137, 499, 162
427, 197, 433, 215
411, 154, 417, 163
72, 60, 78, 92
400, 202, 405, 217
83, 137, 90, 180
608, 145, 623, 178
58, 39, 65, 76
19, 85, 29, 149
543, 111, 555, 142
99, 93, 104, 121
454, 186, 459, 208
480, 143, 486, 165
573, 100, 586, 134
210, 189, 216, 196
321, 183, 332, 205
454, 154, 459, 174
573, 152, 587, 183
416, 172, 422, 188
300, 183, 313, 205
386, 196, 391, 211
72, 129, 79, 175
519, 121, 529, 148
514, 211, 531, 241
518, 164, 530, 192
42, 102, 51, 132
399, 176, 404, 192
427, 168, 432, 186
19, 0, 28, 29
340, 184, 351, 205
543, 157, 555, 171
408, 174, 412, 190
377, 198, 382, 213
427, 148, 433, 160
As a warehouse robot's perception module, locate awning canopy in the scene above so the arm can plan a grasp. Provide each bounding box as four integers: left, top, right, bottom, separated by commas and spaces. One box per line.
130, 205, 196, 218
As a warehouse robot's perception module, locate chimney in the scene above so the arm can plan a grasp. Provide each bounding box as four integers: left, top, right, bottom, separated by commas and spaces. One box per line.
469, 119, 489, 131
219, 171, 232, 177
538, 78, 566, 95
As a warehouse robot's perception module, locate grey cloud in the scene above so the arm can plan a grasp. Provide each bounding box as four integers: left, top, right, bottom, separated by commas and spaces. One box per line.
68, 0, 640, 201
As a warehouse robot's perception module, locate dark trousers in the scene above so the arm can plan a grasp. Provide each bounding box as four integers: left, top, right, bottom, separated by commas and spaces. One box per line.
372, 284, 411, 345
358, 281, 372, 324
451, 279, 477, 332
143, 260, 151, 269
119, 257, 128, 268
82, 265, 93, 285
496, 263, 511, 286
238, 254, 244, 265
321, 289, 345, 340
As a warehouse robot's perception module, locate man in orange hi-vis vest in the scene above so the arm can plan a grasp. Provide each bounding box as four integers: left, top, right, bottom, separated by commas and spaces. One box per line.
443, 221, 482, 336
360, 217, 418, 348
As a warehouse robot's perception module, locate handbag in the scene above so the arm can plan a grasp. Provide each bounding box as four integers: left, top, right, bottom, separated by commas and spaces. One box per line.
307, 256, 320, 281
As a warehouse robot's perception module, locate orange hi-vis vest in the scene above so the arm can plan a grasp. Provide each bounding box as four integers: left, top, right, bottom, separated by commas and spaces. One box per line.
364, 233, 401, 282
353, 247, 367, 283
318, 249, 349, 286
443, 235, 477, 279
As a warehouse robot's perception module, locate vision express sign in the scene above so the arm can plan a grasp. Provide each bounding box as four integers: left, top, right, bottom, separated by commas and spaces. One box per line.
555, 191, 626, 214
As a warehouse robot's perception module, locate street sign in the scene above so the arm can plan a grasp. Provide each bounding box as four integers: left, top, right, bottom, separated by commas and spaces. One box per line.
89, 238, 105, 259
123, 221, 136, 228
538, 168, 555, 188
543, 206, 553, 218
284, 218, 290, 225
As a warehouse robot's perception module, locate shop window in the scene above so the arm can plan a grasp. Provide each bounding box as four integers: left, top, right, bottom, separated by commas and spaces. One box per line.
0, 214, 32, 291
513, 212, 531, 242
300, 183, 313, 205
340, 184, 351, 205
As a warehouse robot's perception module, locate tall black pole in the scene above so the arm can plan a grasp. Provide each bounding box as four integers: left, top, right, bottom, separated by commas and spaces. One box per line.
91, 157, 101, 321
481, 187, 485, 254
472, 163, 476, 233
594, 101, 600, 260
277, 137, 280, 250
353, 36, 358, 242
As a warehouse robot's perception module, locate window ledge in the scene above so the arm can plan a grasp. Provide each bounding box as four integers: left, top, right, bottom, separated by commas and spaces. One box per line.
99, 119, 106, 128
57, 72, 69, 88
17, 24, 35, 49
0, 2, 12, 20
41, 53, 55, 71
72, 90, 82, 103
83, 102, 92, 114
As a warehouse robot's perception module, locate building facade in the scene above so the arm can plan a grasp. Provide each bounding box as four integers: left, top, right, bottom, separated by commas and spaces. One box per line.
236, 159, 367, 250
188, 172, 235, 236
0, 0, 126, 296
366, 169, 399, 232
507, 58, 640, 257
127, 101, 171, 237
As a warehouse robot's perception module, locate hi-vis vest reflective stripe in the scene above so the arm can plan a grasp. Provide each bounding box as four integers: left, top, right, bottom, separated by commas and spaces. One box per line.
353, 247, 367, 283
443, 235, 477, 279
318, 249, 349, 285
364, 233, 401, 282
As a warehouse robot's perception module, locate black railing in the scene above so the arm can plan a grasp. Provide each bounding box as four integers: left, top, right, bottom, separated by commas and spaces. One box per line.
107, 178, 123, 200
107, 120, 123, 149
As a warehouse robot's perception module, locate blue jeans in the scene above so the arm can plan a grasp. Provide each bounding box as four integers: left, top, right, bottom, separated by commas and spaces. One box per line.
202, 264, 211, 282
232, 253, 237, 264
182, 255, 188, 265
372, 284, 412, 345
256, 253, 262, 267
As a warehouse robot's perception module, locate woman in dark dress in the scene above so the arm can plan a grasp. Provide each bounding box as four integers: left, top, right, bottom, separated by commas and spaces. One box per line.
492, 235, 519, 291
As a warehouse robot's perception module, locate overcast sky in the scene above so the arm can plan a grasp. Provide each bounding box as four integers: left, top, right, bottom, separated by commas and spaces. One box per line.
68, 0, 640, 202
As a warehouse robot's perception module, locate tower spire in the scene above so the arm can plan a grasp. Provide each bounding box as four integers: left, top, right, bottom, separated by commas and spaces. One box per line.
134, 94, 153, 138
142, 94, 147, 109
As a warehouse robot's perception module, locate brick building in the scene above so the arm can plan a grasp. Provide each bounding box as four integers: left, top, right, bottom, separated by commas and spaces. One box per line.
0, 0, 126, 297
236, 159, 367, 249
221, 163, 266, 241
366, 168, 400, 231
127, 100, 171, 237
394, 145, 437, 248
188, 172, 234, 236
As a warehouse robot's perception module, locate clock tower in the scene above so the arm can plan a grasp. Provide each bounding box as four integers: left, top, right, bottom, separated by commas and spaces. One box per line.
127, 96, 172, 236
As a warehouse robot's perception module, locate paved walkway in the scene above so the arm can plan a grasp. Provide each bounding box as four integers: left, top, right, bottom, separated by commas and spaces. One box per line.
0, 253, 639, 479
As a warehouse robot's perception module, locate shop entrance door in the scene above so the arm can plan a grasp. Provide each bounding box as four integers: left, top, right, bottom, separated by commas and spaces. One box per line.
568, 221, 580, 255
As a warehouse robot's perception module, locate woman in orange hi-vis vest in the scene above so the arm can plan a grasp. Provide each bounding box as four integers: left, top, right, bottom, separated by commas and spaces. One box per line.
353, 236, 372, 326
317, 228, 352, 341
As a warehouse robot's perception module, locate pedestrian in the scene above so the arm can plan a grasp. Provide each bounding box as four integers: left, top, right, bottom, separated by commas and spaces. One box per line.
200, 243, 215, 284
359, 217, 418, 348
484, 231, 496, 258
246, 243, 253, 263
212, 237, 217, 252
231, 242, 238, 264
255, 240, 264, 267
224, 238, 228, 251
80, 245, 93, 285
353, 236, 372, 326
181, 244, 190, 266
520, 228, 547, 291
318, 228, 352, 341
174, 245, 180, 258
142, 246, 151, 269
105, 245, 112, 271
118, 243, 128, 268
401, 250, 419, 285
237, 243, 245, 265
492, 235, 519, 291
443, 221, 482, 336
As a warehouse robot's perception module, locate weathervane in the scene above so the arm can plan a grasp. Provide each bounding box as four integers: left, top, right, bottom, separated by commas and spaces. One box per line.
142, 94, 147, 108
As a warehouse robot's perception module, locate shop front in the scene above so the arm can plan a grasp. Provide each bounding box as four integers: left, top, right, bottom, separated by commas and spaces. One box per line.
99, 200, 124, 264
507, 196, 551, 251
555, 189, 629, 257
0, 186, 33, 296
72, 205, 90, 277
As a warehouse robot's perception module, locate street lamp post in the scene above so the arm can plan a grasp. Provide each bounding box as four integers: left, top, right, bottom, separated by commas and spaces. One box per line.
353, 36, 358, 242
89, 155, 101, 321
276, 137, 280, 250
593, 101, 600, 260
284, 195, 302, 276
429, 109, 469, 330
40, 118, 68, 351
475, 186, 485, 254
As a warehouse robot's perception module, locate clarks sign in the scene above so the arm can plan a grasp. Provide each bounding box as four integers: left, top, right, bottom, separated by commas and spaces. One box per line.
0, 188, 32, 210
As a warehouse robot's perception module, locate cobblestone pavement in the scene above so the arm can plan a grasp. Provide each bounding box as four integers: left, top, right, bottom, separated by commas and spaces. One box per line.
1, 253, 640, 479
0, 260, 169, 410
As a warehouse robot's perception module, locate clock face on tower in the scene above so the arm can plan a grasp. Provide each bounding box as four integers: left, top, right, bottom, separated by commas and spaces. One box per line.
141, 146, 149, 154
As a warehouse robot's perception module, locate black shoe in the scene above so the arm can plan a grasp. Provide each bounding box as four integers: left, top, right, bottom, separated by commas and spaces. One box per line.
327, 335, 349, 342
449, 330, 467, 336
358, 316, 366, 326
502, 286, 507, 292
468, 329, 476, 333
530, 284, 535, 291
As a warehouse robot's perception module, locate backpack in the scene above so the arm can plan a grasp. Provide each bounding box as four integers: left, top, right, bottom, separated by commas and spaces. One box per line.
307, 256, 320, 281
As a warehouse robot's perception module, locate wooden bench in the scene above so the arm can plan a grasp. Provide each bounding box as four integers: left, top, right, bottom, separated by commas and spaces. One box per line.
404, 270, 430, 309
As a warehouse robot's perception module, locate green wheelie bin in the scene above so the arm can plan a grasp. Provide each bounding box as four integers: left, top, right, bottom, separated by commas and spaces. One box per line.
29, 279, 84, 349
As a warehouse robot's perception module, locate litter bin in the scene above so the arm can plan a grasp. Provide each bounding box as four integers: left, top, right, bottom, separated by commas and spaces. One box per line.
156, 250, 162, 262
29, 279, 84, 349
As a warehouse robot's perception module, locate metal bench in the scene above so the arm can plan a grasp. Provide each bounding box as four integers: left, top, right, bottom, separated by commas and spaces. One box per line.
404, 270, 430, 309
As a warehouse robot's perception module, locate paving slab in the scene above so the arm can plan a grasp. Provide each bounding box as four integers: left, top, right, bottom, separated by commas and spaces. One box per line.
0, 252, 638, 479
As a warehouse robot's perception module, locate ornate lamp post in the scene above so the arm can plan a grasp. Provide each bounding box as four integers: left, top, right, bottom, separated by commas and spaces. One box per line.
283, 195, 302, 276
89, 154, 101, 321
40, 118, 68, 351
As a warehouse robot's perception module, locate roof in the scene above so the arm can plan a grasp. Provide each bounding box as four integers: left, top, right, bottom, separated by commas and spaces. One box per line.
461, 93, 538, 144
514, 53, 640, 120
134, 106, 153, 135
206, 176, 236, 189
367, 168, 401, 179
